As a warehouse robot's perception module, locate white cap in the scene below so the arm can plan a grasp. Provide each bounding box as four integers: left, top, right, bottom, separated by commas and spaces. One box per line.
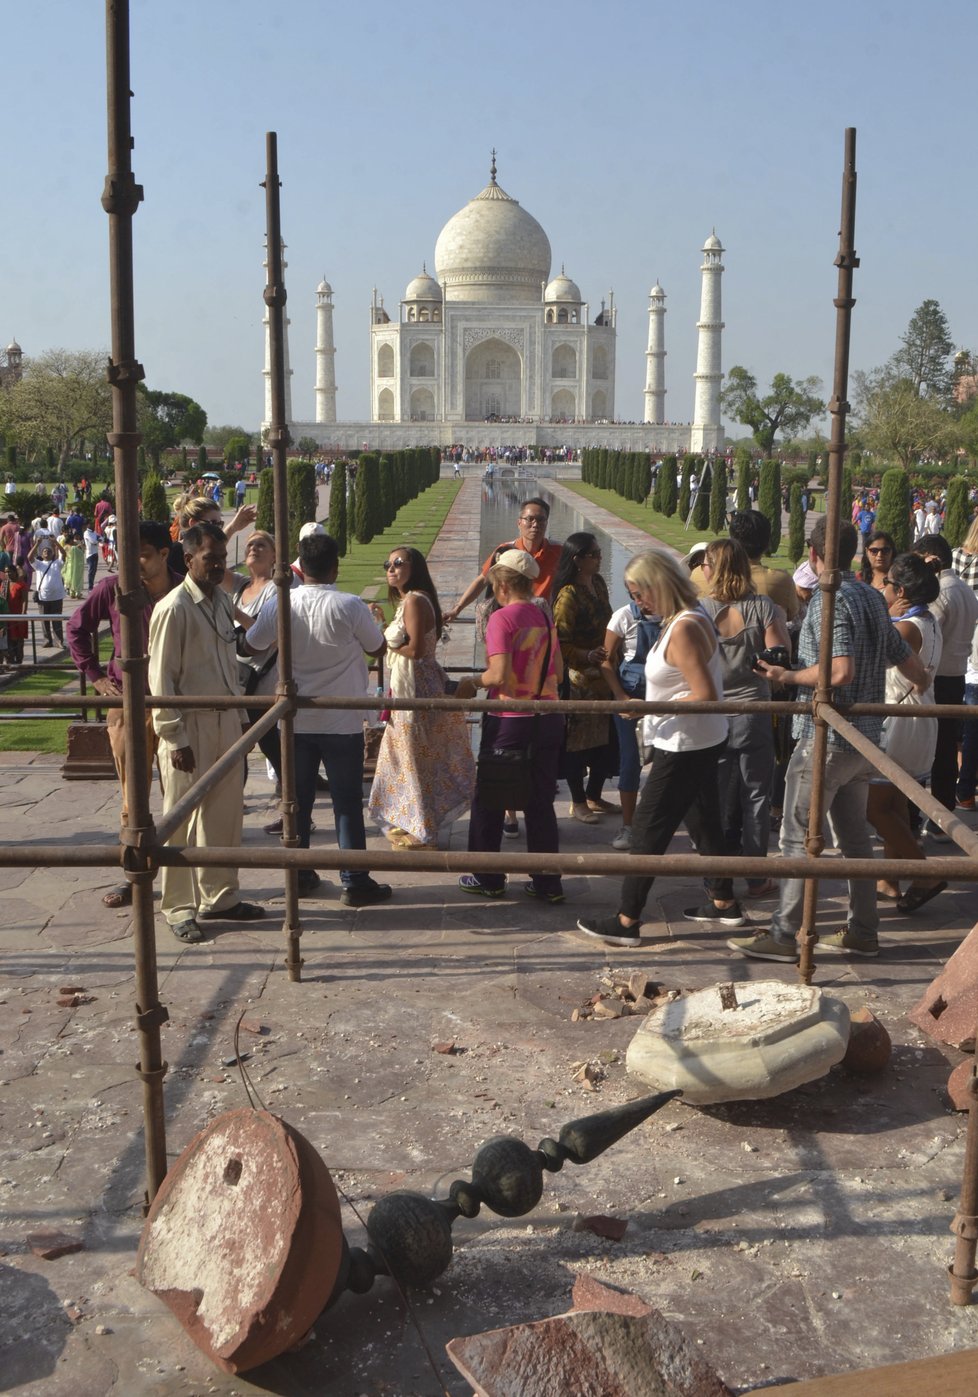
681, 540, 711, 568
299, 521, 325, 540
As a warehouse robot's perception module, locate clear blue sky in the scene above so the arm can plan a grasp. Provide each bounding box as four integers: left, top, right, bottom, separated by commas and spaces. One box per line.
4, 1, 975, 436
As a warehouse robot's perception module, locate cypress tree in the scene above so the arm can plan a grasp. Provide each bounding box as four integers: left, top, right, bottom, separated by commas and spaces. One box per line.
181, 445, 188, 471
758, 459, 782, 554
141, 470, 169, 525
287, 459, 318, 563
660, 454, 678, 517
692, 466, 710, 530
137, 445, 146, 470
709, 457, 728, 535
679, 457, 692, 522
196, 444, 207, 474
6, 445, 15, 471
328, 460, 348, 556
942, 476, 970, 547
875, 467, 910, 552
354, 453, 381, 544
735, 449, 751, 511
379, 455, 395, 527
651, 460, 664, 512
788, 482, 806, 562
255, 467, 275, 534
637, 455, 652, 504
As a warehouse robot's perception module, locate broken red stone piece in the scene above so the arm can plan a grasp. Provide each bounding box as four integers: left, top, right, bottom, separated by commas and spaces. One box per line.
28, 1231, 85, 1260
572, 1213, 629, 1241
948, 1057, 976, 1112
446, 1306, 732, 1396
433, 1041, 457, 1055
909, 924, 978, 1050
572, 1273, 652, 1317
137, 1108, 344, 1373
238, 1018, 268, 1036
842, 1006, 892, 1074
58, 986, 86, 995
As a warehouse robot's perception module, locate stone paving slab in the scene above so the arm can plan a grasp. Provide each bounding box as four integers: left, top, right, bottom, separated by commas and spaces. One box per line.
2, 476, 978, 1394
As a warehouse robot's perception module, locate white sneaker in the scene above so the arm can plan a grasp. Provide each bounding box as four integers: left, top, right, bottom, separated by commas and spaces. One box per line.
610, 826, 631, 850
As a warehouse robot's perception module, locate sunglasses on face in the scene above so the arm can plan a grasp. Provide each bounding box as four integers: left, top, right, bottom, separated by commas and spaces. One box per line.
866, 546, 891, 555
384, 558, 406, 570
520, 515, 547, 526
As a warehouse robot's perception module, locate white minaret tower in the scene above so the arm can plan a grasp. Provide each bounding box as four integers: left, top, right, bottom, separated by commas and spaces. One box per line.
315, 278, 337, 424
262, 237, 294, 429
691, 231, 724, 452
644, 282, 667, 424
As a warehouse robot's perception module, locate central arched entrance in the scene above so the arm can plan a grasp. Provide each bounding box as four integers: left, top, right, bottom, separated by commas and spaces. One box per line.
464, 338, 522, 420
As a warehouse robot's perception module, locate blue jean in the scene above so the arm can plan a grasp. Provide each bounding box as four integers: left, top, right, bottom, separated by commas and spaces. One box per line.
613, 713, 641, 794
294, 730, 370, 888
958, 683, 978, 802
770, 743, 877, 944
717, 712, 775, 880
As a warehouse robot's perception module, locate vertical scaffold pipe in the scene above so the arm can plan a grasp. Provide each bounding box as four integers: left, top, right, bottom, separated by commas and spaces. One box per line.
102, 0, 169, 1201
797, 128, 859, 987
261, 134, 303, 981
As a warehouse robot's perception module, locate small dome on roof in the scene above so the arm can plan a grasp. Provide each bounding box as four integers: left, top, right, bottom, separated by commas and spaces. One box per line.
404, 267, 443, 301
6, 339, 21, 354
544, 270, 581, 302
703, 231, 723, 251
317, 279, 332, 295
649, 282, 666, 299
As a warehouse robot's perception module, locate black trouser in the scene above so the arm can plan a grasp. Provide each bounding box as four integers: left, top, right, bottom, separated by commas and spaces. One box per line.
41, 599, 63, 644
247, 705, 281, 780
619, 741, 732, 920
931, 674, 966, 811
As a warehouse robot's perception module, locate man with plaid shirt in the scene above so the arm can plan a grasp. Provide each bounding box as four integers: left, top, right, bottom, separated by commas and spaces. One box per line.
729, 516, 929, 962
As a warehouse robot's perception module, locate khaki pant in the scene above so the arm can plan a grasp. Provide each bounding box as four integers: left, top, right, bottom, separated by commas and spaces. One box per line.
106, 706, 158, 824
157, 711, 244, 926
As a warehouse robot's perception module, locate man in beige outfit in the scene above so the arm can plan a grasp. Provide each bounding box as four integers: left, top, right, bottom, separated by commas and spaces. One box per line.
148, 522, 264, 943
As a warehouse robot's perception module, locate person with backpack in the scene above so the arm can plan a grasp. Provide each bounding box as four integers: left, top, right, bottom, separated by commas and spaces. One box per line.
599, 567, 663, 849
698, 538, 790, 898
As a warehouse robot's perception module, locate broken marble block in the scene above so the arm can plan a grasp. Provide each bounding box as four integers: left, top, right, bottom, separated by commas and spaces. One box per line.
625, 980, 850, 1105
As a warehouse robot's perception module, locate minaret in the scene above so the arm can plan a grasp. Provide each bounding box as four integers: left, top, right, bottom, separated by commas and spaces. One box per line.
691, 231, 724, 451
644, 282, 666, 424
262, 237, 293, 428
315, 278, 337, 424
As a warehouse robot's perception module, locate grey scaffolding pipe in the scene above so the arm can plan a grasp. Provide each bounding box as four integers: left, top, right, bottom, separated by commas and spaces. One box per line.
10, 14, 977, 1299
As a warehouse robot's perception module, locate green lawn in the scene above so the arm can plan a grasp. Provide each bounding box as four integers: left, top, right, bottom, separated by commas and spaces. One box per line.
561, 482, 802, 571
0, 667, 78, 753
332, 479, 462, 616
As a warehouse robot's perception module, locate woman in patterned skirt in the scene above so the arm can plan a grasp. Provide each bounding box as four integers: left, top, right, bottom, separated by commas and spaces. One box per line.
368, 546, 474, 849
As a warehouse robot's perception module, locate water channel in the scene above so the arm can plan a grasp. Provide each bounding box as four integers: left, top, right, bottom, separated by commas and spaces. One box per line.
475, 470, 634, 609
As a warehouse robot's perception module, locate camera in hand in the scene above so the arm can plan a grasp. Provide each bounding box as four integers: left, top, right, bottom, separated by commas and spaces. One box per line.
752, 645, 791, 670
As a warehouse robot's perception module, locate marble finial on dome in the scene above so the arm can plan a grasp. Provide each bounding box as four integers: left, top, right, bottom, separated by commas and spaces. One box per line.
490, 148, 497, 185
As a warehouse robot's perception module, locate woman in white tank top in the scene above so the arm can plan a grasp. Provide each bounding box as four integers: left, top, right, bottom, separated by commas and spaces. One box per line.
577, 549, 746, 949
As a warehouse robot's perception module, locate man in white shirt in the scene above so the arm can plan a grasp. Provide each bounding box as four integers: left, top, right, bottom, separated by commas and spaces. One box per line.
913, 533, 978, 831
149, 522, 265, 942
83, 523, 101, 590
246, 532, 390, 906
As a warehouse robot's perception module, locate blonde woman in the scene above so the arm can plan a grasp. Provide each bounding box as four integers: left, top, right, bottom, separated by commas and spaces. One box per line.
577, 549, 742, 948
952, 515, 978, 593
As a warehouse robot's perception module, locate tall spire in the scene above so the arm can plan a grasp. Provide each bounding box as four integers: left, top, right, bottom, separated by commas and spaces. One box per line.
691, 232, 725, 452
644, 282, 667, 425
315, 278, 337, 425
489, 147, 497, 185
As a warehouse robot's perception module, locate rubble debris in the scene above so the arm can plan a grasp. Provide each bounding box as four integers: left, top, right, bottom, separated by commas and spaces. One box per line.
572, 1213, 629, 1241
947, 1058, 976, 1112
27, 1230, 85, 1260
909, 928, 978, 1050
432, 1041, 458, 1055
571, 1273, 652, 1317
57, 993, 95, 1008
572, 972, 677, 1023
238, 1018, 269, 1036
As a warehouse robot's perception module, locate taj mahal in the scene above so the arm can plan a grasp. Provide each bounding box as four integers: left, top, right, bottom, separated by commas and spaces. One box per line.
263, 157, 725, 454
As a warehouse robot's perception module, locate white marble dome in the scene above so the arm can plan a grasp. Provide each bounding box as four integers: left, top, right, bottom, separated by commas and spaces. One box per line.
404, 269, 442, 301
703, 232, 723, 251
544, 271, 581, 303
316, 279, 332, 295
434, 172, 551, 305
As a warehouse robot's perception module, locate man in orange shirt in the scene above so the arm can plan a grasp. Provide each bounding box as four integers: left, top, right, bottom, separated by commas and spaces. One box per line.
444, 497, 562, 617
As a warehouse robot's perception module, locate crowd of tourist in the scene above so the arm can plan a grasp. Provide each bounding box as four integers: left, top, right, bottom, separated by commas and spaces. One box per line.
7, 464, 978, 962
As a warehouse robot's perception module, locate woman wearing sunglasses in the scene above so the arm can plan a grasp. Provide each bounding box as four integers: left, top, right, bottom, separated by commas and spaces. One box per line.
858, 531, 896, 594
368, 547, 474, 849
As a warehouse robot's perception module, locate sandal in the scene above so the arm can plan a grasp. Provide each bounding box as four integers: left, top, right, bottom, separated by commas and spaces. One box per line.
896, 881, 948, 915
102, 884, 132, 908
199, 902, 266, 922
569, 802, 600, 825
586, 798, 619, 814
170, 918, 205, 944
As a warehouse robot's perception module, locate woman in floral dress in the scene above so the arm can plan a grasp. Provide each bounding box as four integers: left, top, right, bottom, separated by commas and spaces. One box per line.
368, 546, 474, 848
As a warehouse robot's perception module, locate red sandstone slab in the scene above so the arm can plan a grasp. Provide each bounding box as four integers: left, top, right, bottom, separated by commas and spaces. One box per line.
27, 1230, 85, 1260
908, 923, 978, 1050
446, 1306, 731, 1396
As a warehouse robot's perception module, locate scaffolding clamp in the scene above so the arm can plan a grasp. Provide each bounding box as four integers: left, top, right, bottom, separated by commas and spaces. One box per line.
135, 1003, 169, 1032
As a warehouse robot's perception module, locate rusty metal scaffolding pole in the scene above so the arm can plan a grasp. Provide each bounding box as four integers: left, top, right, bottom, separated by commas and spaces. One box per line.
102, 0, 168, 1201
261, 133, 303, 981
796, 127, 859, 987
949, 1019, 978, 1304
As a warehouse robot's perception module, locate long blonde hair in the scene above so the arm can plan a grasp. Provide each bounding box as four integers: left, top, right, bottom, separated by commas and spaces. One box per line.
623, 549, 698, 620
704, 538, 754, 602
962, 516, 978, 556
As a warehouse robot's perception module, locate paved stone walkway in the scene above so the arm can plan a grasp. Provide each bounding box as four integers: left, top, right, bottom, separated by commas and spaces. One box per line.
2, 471, 978, 1395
